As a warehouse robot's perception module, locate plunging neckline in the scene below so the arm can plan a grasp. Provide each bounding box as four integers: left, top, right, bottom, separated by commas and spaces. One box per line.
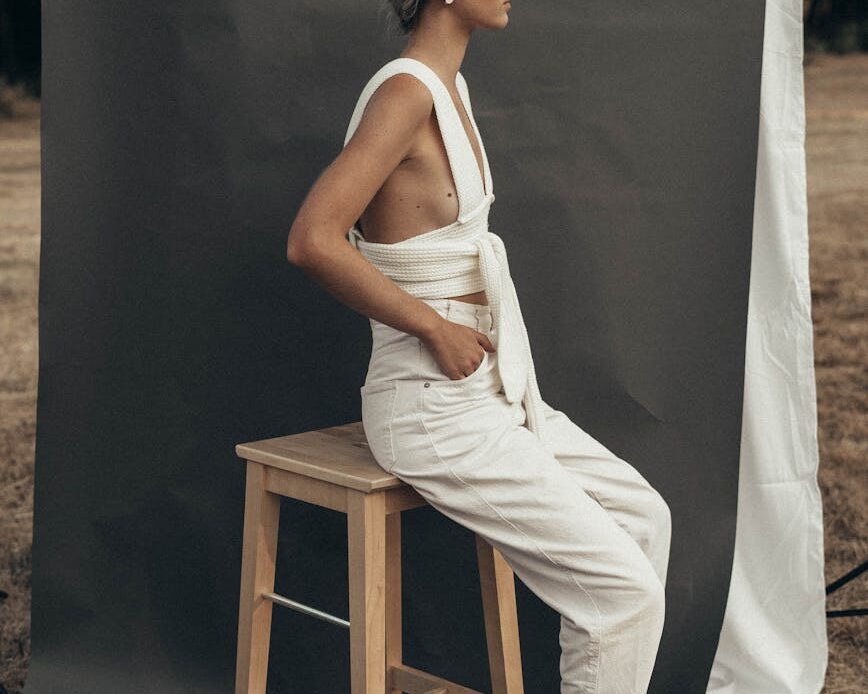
401, 57, 489, 198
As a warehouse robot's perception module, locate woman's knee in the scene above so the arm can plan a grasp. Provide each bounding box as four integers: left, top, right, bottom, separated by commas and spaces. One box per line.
618, 560, 666, 626
649, 489, 672, 542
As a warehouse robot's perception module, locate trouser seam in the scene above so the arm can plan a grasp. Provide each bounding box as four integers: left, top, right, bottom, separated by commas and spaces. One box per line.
448, 465, 603, 694
416, 407, 602, 694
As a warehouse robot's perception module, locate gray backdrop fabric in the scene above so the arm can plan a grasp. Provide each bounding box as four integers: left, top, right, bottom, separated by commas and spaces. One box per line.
30, 1, 765, 692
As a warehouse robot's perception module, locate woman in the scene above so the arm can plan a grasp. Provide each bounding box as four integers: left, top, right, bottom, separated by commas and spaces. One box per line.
286, 2, 672, 692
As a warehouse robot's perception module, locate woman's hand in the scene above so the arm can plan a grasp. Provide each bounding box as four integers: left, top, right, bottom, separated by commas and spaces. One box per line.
422, 318, 496, 380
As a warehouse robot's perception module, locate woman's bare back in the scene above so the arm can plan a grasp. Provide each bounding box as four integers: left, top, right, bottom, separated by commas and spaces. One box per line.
356, 75, 489, 306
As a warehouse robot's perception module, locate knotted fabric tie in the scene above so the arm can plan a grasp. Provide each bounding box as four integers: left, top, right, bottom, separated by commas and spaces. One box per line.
473, 231, 551, 453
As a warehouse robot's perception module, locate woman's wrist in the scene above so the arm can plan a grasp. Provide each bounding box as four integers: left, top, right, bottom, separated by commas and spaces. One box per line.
412, 306, 445, 344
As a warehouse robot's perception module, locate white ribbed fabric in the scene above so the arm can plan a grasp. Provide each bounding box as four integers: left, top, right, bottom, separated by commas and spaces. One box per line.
344, 57, 551, 454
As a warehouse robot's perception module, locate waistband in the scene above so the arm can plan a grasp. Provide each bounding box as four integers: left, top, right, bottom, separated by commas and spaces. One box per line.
421, 297, 493, 335
420, 297, 491, 317
370, 297, 493, 343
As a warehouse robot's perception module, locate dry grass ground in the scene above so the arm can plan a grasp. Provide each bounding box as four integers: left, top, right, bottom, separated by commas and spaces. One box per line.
0, 55, 865, 693
0, 81, 39, 694
804, 52, 868, 694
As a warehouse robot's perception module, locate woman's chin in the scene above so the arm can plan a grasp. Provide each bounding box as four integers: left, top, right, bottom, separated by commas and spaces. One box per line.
486, 14, 510, 31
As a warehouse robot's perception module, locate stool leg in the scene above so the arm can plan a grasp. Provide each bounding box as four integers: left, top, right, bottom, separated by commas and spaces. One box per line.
385, 510, 403, 693
235, 461, 281, 694
347, 490, 388, 694
476, 535, 525, 694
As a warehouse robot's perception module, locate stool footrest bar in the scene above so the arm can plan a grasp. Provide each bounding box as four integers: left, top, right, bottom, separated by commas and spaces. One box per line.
261, 591, 350, 629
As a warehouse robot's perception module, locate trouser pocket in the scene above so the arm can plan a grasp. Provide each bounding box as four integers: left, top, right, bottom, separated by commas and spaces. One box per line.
360, 380, 398, 472
361, 377, 433, 475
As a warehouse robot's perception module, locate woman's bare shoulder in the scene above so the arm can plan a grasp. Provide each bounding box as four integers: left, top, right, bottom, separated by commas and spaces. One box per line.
352, 71, 434, 138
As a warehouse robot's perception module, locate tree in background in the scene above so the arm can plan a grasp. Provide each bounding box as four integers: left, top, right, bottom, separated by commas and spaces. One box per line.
0, 0, 40, 98
805, 0, 868, 53
0, 1, 864, 103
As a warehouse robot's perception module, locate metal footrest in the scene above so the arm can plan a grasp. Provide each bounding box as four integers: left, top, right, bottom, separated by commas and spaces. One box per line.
261, 591, 350, 629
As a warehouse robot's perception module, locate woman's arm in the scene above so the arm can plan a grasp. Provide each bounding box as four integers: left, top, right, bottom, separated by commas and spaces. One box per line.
286, 73, 444, 340
286, 73, 495, 379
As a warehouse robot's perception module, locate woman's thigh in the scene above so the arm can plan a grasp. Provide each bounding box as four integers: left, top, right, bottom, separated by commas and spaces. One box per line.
387, 380, 661, 620
359, 295, 665, 608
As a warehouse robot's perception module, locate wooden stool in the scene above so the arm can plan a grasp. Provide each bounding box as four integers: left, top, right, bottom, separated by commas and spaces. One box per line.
234, 420, 525, 694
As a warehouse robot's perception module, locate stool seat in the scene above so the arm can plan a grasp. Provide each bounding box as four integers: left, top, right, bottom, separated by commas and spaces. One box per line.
236, 420, 407, 492
234, 420, 525, 694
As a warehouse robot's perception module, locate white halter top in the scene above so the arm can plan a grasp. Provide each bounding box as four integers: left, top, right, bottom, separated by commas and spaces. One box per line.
344, 57, 551, 453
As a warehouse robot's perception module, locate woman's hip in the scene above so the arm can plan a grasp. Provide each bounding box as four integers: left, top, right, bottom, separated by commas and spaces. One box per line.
359, 297, 517, 473
361, 296, 499, 394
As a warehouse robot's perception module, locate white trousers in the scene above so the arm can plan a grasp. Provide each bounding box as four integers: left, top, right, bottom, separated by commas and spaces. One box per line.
360, 297, 671, 694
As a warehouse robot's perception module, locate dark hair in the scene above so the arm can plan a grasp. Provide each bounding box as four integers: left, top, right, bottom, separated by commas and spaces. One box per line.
389, 0, 429, 34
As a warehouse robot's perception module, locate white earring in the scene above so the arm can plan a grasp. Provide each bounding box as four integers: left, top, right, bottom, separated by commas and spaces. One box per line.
445, 0, 454, 4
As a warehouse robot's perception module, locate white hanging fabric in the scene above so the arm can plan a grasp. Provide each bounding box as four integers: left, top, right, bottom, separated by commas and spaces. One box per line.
707, 1, 828, 692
